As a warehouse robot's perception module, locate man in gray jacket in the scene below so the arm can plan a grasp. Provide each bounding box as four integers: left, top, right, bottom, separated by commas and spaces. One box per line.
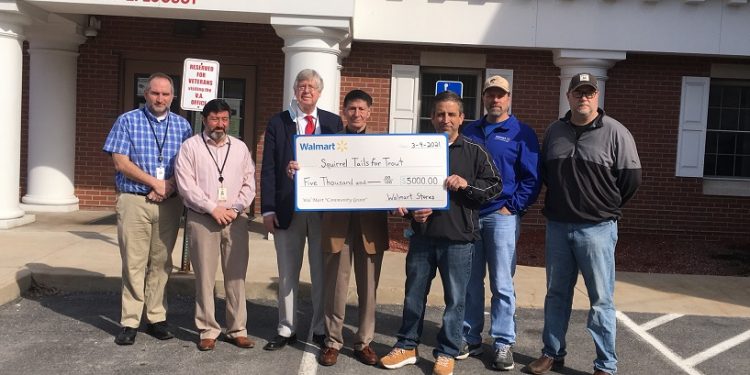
526, 72, 641, 375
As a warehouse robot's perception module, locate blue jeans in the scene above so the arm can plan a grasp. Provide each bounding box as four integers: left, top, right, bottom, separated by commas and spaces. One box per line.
542, 220, 618, 374
463, 212, 520, 349
395, 235, 473, 358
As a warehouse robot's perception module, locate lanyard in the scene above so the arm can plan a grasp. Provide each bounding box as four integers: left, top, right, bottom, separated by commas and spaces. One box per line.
143, 108, 170, 164
202, 134, 231, 184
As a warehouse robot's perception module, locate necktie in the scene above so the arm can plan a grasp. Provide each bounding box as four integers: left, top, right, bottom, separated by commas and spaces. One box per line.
304, 115, 315, 135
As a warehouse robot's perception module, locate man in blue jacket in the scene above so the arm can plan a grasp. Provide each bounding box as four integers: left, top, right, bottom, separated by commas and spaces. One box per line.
459, 75, 541, 370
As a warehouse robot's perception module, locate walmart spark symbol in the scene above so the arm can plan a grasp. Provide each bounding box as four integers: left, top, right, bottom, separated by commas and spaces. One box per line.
336, 140, 348, 152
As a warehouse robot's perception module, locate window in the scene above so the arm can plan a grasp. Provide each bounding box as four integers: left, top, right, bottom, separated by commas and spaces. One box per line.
676, 72, 750, 197
132, 74, 248, 140
418, 70, 481, 133
704, 79, 750, 178
388, 64, 512, 135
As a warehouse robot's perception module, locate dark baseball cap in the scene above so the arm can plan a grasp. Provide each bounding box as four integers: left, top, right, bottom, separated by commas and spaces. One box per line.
568, 72, 598, 92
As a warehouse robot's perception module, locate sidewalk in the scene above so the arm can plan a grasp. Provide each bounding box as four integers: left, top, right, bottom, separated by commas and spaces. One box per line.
1, 210, 749, 317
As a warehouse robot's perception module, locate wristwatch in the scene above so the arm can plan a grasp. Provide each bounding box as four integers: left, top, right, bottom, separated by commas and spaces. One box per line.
231, 207, 241, 214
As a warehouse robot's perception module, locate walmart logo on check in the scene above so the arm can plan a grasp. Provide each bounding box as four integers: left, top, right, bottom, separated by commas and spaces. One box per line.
299, 142, 336, 151
299, 140, 348, 152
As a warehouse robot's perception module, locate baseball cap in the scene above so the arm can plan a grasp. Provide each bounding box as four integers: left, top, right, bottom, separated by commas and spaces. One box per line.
483, 75, 510, 94
568, 72, 598, 92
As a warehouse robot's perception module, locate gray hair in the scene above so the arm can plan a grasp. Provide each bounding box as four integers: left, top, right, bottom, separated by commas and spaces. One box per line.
294, 69, 324, 91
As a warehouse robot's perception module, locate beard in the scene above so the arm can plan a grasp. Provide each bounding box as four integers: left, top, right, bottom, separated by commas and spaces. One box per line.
487, 106, 505, 118
209, 130, 226, 141
573, 104, 594, 117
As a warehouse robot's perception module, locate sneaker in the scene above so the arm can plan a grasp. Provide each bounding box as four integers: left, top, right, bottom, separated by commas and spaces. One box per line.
432, 355, 455, 375
455, 342, 483, 360
491, 344, 514, 371
380, 347, 418, 369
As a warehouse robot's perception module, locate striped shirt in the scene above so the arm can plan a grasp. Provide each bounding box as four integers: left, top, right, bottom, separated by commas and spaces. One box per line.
174, 133, 256, 214
103, 107, 192, 194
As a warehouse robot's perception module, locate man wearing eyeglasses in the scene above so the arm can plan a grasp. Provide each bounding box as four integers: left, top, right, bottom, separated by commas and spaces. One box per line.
261, 69, 344, 351
525, 73, 641, 375
175, 99, 256, 351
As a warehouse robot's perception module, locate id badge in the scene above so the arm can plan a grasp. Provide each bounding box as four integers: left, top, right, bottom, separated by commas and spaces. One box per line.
217, 187, 227, 201
155, 166, 166, 180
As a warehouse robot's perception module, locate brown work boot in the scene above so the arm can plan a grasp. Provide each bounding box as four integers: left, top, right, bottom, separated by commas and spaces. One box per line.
524, 354, 564, 374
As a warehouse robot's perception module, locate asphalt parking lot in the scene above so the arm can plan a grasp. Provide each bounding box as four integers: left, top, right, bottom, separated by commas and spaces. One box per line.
0, 292, 748, 375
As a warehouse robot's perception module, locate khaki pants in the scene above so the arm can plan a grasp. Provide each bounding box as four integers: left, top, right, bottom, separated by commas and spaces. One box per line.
187, 210, 250, 340
116, 193, 183, 328
323, 218, 384, 350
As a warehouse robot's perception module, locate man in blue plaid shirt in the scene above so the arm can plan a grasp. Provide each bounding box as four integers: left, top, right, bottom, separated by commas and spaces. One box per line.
103, 72, 192, 346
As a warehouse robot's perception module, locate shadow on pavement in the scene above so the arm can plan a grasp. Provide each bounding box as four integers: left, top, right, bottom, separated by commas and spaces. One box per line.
68, 230, 118, 247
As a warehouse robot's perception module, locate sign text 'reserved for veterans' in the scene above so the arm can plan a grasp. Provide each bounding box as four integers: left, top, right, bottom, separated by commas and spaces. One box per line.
294, 134, 449, 211
180, 58, 220, 111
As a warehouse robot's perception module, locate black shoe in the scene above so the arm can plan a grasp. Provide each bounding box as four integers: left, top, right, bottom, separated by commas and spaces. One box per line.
114, 327, 137, 345
312, 333, 326, 347
146, 321, 174, 340
263, 334, 297, 351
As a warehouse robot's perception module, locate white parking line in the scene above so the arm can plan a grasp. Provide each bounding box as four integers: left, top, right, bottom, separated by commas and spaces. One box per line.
616, 311, 703, 375
641, 313, 684, 331
684, 329, 750, 367
298, 329, 319, 375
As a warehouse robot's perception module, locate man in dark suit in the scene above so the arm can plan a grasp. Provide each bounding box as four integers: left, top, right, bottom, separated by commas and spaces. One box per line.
261, 69, 344, 351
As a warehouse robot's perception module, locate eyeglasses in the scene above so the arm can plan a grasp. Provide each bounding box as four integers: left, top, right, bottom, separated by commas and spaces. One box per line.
571, 90, 597, 99
296, 84, 319, 93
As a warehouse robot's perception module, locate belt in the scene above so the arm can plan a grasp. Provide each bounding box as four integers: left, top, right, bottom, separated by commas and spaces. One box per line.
122, 192, 177, 198
188, 208, 207, 215
122, 191, 148, 196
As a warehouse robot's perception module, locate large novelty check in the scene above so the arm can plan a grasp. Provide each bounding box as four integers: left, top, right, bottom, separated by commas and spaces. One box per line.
294, 134, 449, 211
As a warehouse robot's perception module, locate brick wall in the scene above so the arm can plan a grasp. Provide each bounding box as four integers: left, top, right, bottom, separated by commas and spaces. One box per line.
339, 43, 750, 241
69, 16, 284, 209
19, 18, 749, 241
606, 53, 750, 240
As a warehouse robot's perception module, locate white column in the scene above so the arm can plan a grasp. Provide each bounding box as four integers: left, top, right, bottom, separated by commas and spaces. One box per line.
553, 49, 627, 117
22, 19, 86, 212
0, 11, 34, 228
271, 16, 349, 113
